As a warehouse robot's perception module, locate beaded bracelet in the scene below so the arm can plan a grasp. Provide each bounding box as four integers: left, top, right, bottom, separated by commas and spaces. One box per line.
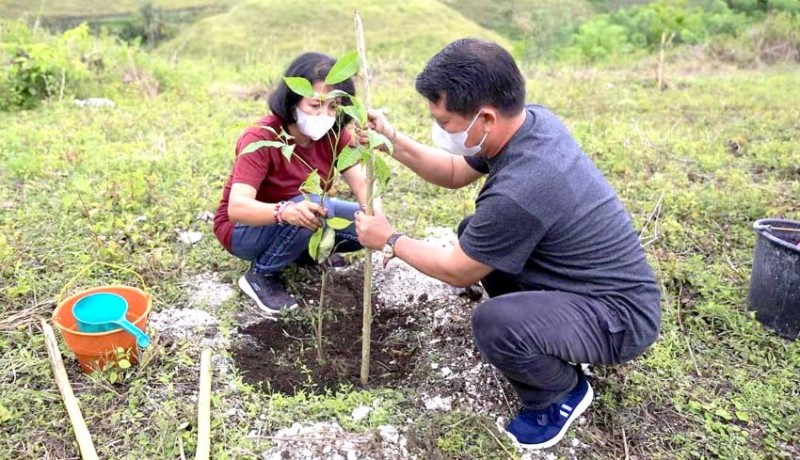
273, 201, 288, 225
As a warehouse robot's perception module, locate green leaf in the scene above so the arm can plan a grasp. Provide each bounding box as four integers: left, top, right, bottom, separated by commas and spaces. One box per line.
241, 140, 285, 155
283, 76, 314, 98
374, 154, 392, 187
735, 411, 750, 423
325, 51, 359, 85
280, 144, 295, 161
109, 371, 118, 384
714, 408, 733, 421
118, 358, 131, 370
324, 89, 351, 100
368, 130, 393, 154
340, 97, 367, 125
309, 227, 323, 261
326, 217, 352, 230
317, 227, 336, 263
258, 125, 279, 135
0, 403, 12, 424
301, 170, 324, 196
336, 146, 361, 171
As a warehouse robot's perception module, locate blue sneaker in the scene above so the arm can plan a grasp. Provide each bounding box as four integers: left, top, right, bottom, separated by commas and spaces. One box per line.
505, 375, 594, 449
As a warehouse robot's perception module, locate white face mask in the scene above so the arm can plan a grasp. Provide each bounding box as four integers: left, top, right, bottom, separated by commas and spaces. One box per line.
431, 111, 487, 156
295, 107, 336, 141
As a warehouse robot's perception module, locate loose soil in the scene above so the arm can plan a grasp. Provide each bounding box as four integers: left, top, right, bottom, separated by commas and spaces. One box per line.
232, 267, 425, 394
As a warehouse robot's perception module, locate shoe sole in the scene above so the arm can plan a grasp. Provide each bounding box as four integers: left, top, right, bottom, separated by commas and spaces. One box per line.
505, 382, 594, 450
238, 276, 298, 315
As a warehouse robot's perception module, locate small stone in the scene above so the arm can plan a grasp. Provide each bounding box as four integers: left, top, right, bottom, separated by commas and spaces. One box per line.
423, 395, 452, 411
351, 406, 372, 421
346, 451, 358, 460
378, 425, 400, 444
431, 362, 439, 370
196, 210, 215, 222
441, 367, 452, 377
176, 229, 202, 245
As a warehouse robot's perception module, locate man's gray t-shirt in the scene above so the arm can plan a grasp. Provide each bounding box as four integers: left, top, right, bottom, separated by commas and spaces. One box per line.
461, 105, 661, 352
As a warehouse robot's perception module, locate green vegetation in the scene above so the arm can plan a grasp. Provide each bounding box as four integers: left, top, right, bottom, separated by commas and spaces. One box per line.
559, 0, 800, 63
1, 1, 799, 457
0, 0, 239, 18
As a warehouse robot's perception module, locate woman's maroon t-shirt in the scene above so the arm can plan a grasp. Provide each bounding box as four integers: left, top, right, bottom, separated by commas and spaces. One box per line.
214, 115, 351, 251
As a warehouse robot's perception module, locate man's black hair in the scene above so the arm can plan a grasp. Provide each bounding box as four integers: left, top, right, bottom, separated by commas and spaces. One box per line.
269, 52, 356, 130
415, 39, 525, 117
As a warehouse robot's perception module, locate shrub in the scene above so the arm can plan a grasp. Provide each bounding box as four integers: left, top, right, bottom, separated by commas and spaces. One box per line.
557, 0, 760, 62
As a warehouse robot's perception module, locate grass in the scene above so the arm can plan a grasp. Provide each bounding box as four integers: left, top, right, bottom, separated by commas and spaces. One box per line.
0, 0, 241, 18
1, 15, 800, 460
159, 0, 510, 66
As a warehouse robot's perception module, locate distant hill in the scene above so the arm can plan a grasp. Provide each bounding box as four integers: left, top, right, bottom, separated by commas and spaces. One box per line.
159, 0, 511, 64
440, 0, 596, 40
0, 0, 238, 18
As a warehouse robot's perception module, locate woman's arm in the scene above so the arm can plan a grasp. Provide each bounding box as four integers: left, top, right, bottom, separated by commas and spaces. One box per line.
341, 166, 382, 213
228, 183, 326, 231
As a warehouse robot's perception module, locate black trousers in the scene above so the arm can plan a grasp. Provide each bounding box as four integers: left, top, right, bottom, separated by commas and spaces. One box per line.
458, 216, 628, 409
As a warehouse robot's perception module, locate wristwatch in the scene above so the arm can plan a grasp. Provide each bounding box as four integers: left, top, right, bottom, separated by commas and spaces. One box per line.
382, 232, 405, 268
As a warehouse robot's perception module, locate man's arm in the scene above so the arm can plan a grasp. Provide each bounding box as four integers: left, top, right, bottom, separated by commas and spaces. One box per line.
354, 211, 492, 287
392, 236, 492, 287
364, 110, 484, 189
391, 132, 484, 189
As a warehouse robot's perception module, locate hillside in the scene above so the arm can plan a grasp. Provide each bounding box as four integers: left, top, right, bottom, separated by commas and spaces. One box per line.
441, 0, 596, 39
159, 0, 511, 64
0, 0, 239, 18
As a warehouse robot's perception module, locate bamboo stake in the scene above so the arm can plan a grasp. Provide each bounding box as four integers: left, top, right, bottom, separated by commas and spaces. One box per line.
195, 349, 212, 460
354, 10, 374, 386
40, 319, 99, 460
657, 31, 675, 91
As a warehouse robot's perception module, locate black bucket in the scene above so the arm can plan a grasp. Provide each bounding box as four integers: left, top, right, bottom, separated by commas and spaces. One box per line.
748, 218, 800, 340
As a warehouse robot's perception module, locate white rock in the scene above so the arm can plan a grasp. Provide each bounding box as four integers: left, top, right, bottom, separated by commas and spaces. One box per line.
74, 97, 115, 107
423, 395, 452, 411
351, 406, 372, 421
196, 210, 215, 222
176, 229, 203, 245
378, 425, 400, 444
441, 367, 452, 378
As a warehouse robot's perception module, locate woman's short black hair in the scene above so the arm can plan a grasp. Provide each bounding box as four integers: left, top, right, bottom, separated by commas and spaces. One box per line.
415, 39, 525, 117
268, 52, 356, 131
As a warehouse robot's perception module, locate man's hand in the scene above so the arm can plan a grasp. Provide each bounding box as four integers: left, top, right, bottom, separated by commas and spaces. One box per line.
354, 210, 395, 250
282, 201, 327, 231
356, 109, 395, 151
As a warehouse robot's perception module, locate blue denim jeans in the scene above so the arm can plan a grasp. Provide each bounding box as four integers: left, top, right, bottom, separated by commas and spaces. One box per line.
230, 195, 362, 274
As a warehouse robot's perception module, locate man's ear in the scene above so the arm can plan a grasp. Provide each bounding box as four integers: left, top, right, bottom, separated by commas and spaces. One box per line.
480, 109, 498, 133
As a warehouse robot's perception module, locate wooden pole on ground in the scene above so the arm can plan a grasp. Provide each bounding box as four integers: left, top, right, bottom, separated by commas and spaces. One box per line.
195, 349, 212, 460
41, 319, 99, 460
354, 10, 374, 386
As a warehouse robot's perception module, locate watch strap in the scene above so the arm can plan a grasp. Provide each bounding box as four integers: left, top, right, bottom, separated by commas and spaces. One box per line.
386, 232, 404, 248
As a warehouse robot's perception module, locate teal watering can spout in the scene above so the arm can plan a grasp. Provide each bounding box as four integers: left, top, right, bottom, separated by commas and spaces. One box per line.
73, 292, 152, 348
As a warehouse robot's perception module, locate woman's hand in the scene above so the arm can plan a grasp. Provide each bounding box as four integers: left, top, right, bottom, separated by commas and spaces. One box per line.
281, 201, 327, 231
